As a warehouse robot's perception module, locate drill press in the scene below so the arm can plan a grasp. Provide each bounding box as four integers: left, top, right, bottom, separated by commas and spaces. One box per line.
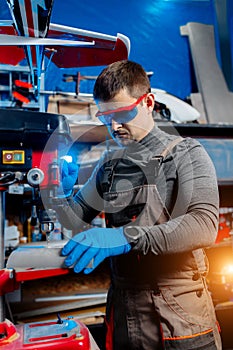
0, 108, 96, 349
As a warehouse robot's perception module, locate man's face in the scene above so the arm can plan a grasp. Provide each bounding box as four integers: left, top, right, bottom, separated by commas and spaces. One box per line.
96, 89, 155, 146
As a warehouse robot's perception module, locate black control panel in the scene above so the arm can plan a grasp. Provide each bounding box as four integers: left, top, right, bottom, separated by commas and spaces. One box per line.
0, 108, 71, 173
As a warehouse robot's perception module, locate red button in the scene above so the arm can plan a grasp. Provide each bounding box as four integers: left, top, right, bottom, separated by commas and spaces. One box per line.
4, 153, 13, 162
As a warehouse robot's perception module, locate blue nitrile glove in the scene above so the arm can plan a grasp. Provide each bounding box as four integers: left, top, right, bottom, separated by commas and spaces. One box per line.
61, 227, 131, 274
57, 160, 79, 198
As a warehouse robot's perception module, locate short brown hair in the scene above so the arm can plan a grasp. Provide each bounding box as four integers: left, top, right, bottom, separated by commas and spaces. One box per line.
93, 60, 151, 101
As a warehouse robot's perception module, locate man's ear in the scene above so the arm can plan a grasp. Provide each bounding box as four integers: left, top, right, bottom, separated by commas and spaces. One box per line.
146, 93, 155, 111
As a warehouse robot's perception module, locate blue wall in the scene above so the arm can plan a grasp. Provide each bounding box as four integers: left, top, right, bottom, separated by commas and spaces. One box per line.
0, 0, 218, 99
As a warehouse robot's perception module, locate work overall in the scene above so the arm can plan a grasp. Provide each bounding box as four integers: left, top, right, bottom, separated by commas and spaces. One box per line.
102, 141, 222, 350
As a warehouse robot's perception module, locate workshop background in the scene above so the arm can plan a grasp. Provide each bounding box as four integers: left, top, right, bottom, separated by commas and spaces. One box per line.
1, 0, 232, 100
1, 0, 233, 349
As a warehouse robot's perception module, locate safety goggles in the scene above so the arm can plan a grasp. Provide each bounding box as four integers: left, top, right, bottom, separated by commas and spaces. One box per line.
96, 94, 147, 125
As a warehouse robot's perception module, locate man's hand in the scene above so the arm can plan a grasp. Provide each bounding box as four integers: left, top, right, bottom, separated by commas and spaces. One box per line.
61, 227, 131, 274
57, 160, 79, 198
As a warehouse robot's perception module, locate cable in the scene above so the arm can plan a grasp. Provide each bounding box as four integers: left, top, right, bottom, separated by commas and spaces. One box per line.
0, 172, 24, 186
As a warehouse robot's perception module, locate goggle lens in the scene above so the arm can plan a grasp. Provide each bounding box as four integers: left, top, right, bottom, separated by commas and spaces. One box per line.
98, 107, 138, 125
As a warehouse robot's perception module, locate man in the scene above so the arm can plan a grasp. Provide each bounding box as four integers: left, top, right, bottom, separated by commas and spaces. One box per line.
54, 60, 222, 349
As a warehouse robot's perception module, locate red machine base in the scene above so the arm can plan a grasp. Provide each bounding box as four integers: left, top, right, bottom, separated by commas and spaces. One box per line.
0, 317, 91, 349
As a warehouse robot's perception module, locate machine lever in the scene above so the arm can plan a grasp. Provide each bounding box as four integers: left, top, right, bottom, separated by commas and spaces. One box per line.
30, 205, 38, 226
56, 313, 63, 324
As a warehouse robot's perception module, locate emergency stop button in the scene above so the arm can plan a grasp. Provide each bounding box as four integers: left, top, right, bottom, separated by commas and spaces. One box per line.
2, 150, 25, 164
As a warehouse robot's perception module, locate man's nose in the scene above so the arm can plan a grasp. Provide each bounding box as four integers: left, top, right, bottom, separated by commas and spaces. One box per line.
111, 119, 122, 130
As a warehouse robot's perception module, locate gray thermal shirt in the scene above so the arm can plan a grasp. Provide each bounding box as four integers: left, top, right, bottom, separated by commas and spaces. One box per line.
56, 125, 219, 256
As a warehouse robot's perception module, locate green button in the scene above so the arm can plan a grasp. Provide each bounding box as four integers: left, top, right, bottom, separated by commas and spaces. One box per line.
14, 153, 23, 161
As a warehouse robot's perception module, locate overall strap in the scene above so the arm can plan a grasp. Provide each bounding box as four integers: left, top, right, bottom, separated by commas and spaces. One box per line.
101, 148, 125, 192
145, 136, 184, 182
160, 136, 184, 159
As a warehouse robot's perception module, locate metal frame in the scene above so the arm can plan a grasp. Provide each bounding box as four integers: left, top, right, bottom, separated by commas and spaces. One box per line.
180, 22, 233, 124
